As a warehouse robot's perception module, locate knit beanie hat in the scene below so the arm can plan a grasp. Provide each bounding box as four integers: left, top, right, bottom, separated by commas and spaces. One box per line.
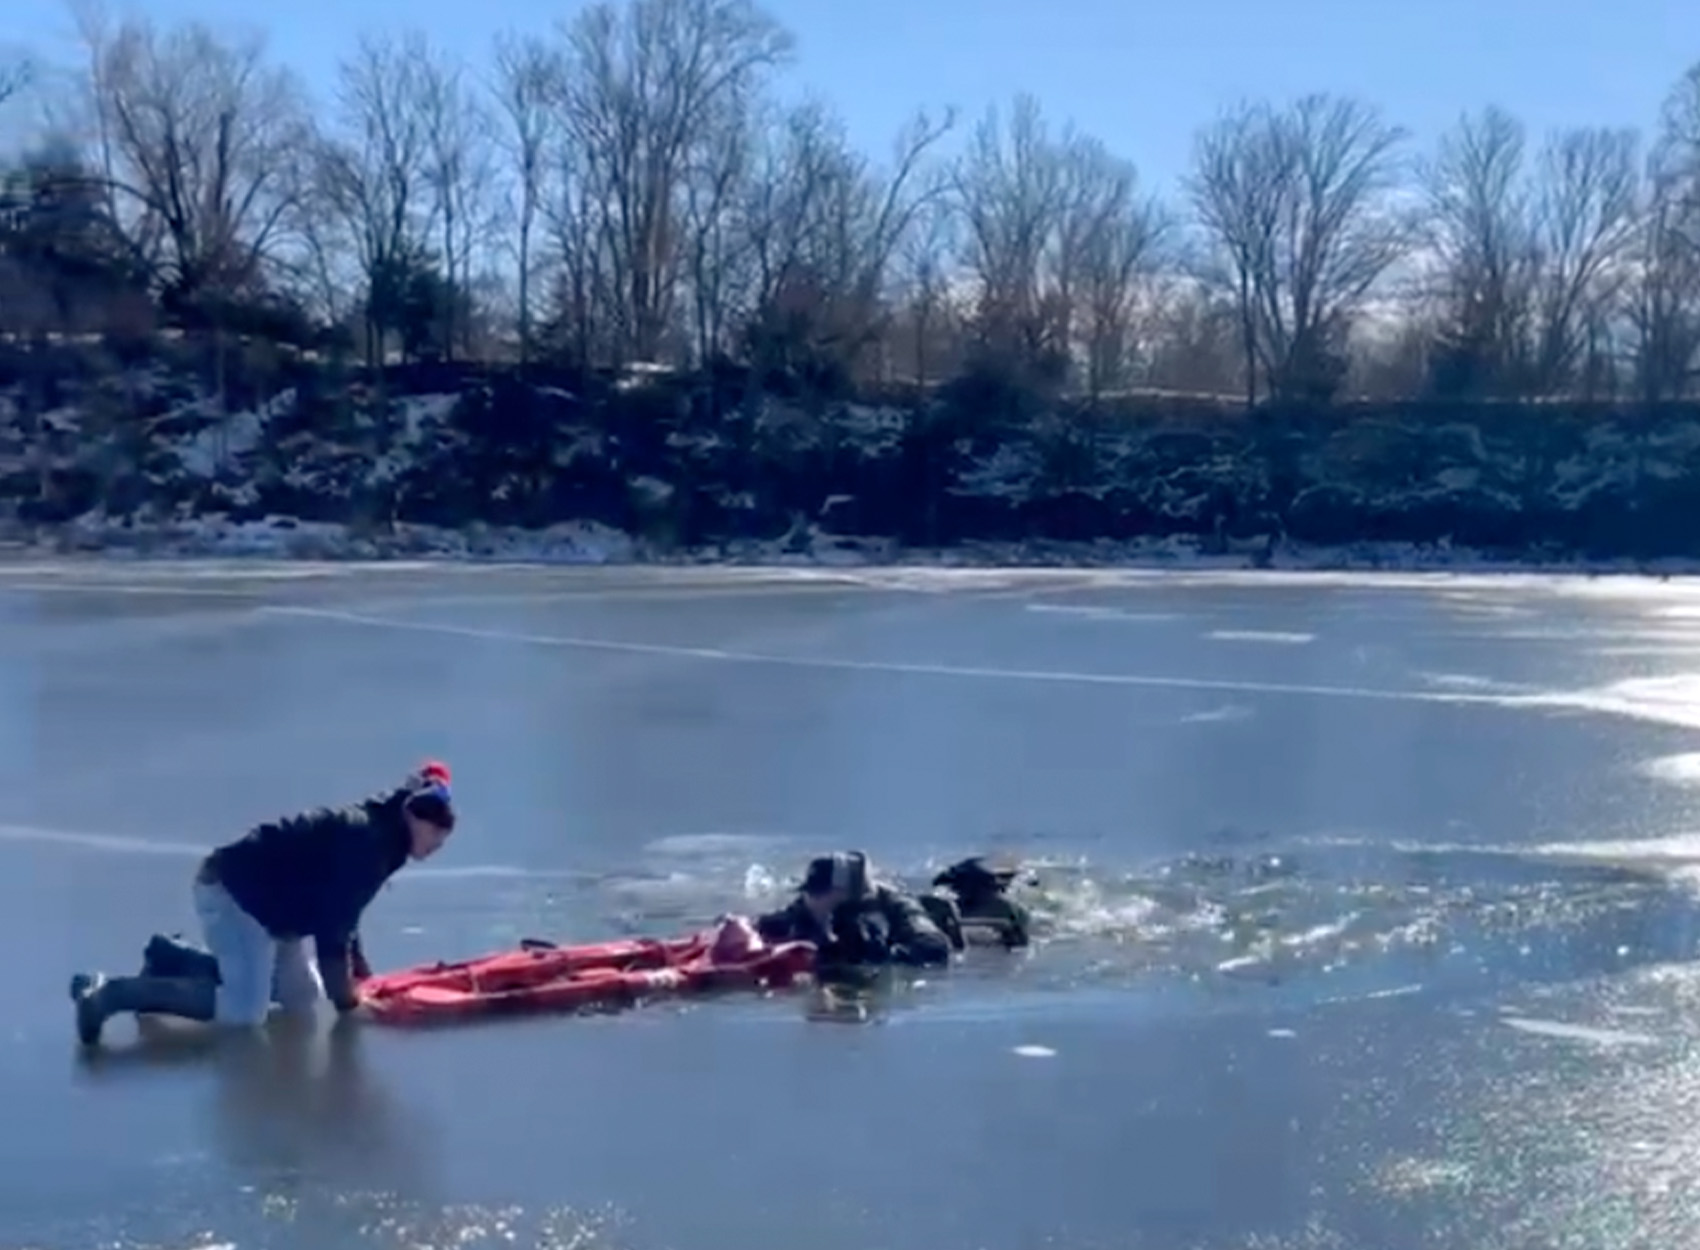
403, 759, 455, 830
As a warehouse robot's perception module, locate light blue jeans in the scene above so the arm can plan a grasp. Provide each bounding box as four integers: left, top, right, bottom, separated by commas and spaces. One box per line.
193, 881, 324, 1026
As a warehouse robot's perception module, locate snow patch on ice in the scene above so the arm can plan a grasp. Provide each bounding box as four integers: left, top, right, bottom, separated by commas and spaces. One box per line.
1207, 629, 1315, 644
1026, 603, 1182, 622
20, 521, 1700, 591
1180, 705, 1253, 724
1524, 674, 1700, 733
1501, 1016, 1659, 1047
1639, 753, 1700, 787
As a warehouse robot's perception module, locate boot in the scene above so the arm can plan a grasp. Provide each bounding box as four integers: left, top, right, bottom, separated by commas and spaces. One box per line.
70, 972, 217, 1047
140, 932, 222, 984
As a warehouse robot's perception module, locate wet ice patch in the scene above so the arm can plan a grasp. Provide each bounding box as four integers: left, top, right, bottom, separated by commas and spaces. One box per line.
0, 823, 205, 857
1418, 671, 1526, 694
1438, 595, 1534, 618
1372, 1155, 1475, 1196
1522, 673, 1700, 732
1501, 1016, 1660, 1047
1217, 955, 1268, 977
1026, 603, 1181, 623
643, 832, 798, 858
833, 568, 1055, 594
1180, 705, 1253, 724
1363, 984, 1425, 1001
1206, 629, 1316, 644
1639, 753, 1700, 787
409, 863, 587, 881
1523, 833, 1700, 881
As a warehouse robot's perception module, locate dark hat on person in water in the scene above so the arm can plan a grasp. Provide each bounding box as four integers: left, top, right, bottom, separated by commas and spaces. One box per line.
800, 850, 869, 900
932, 854, 1020, 895
402, 759, 456, 831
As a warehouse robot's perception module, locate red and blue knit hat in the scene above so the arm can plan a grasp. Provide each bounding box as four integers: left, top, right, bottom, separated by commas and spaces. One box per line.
405, 759, 455, 830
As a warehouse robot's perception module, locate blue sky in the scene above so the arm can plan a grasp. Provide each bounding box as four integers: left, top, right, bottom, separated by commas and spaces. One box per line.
10, 0, 1699, 195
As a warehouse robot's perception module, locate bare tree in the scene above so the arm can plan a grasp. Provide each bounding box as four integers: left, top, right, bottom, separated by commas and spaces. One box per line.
740, 100, 952, 382
1189, 94, 1410, 404
743, 102, 838, 317
490, 31, 559, 364
542, 126, 610, 367
1144, 282, 1243, 396
415, 42, 499, 360
559, 0, 793, 364
0, 51, 30, 109
953, 94, 1073, 368
953, 95, 1171, 396
317, 31, 437, 363
680, 83, 757, 365
75, 15, 310, 315
834, 106, 956, 375
1526, 126, 1640, 392
1419, 106, 1537, 396
1625, 64, 1700, 400
888, 195, 961, 389
1067, 141, 1167, 400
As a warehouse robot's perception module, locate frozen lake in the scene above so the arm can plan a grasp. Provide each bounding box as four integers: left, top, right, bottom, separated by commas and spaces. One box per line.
5, 560, 1700, 1249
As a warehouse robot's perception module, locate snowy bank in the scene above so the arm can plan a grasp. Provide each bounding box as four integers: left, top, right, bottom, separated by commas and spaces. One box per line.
8, 359, 1700, 571
7, 512, 1700, 581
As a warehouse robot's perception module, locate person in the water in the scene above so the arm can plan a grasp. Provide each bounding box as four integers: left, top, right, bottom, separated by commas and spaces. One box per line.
927, 855, 1034, 949
755, 851, 956, 969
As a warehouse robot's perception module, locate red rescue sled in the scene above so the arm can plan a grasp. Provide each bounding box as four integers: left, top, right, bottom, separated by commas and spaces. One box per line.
358, 917, 817, 1025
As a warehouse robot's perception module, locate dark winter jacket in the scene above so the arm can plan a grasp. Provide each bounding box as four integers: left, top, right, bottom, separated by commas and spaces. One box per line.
756, 884, 954, 969
198, 790, 412, 1008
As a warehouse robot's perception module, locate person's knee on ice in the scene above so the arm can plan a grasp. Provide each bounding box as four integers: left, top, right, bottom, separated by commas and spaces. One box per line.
272, 939, 325, 1017
193, 877, 277, 1028
71, 759, 458, 1047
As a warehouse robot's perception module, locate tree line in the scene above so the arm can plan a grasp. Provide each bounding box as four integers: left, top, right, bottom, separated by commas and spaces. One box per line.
2, 0, 1699, 410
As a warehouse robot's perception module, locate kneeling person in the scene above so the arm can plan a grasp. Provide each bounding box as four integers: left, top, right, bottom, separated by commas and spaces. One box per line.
70, 762, 457, 1046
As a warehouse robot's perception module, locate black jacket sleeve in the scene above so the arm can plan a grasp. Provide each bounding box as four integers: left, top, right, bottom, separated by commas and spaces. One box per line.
316, 928, 374, 1012
755, 900, 812, 943
315, 931, 361, 1011
876, 888, 953, 967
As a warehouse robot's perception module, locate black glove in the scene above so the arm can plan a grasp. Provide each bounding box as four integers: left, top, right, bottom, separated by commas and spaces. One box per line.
848, 912, 892, 963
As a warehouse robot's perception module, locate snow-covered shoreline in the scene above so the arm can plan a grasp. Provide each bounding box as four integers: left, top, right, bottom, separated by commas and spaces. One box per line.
6, 511, 1700, 581
12, 372, 1700, 587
